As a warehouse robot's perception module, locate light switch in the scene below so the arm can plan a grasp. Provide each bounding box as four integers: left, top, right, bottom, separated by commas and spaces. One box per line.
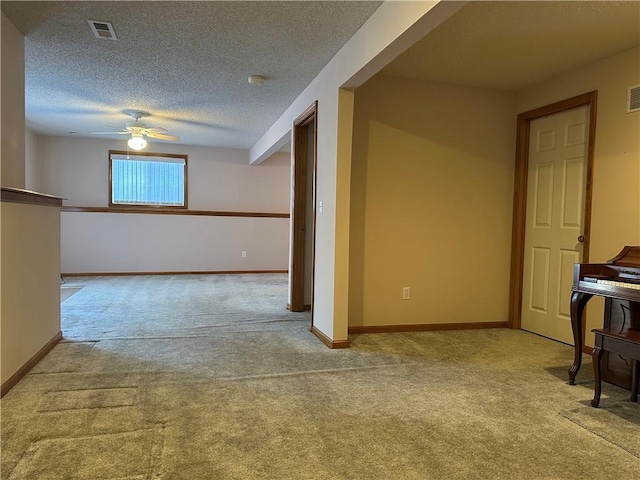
319, 200, 323, 214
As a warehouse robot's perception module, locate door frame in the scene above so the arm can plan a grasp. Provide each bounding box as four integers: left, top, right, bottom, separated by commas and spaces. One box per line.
289, 101, 318, 317
508, 91, 598, 329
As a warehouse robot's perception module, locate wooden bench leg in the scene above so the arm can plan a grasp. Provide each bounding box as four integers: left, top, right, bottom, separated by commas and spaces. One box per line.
632, 359, 639, 403
591, 345, 604, 408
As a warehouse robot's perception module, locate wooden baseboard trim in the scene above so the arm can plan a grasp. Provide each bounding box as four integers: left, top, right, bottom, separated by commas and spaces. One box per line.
287, 303, 311, 312
1, 331, 62, 398
62, 270, 288, 277
348, 321, 508, 334
311, 326, 350, 349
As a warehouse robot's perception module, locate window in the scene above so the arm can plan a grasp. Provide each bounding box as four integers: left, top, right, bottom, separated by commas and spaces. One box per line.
109, 151, 187, 208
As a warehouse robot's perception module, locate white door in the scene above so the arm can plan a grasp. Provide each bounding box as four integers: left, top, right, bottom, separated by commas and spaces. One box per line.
521, 105, 589, 344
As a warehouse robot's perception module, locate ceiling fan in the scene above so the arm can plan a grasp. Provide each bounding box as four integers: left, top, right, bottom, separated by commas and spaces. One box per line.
91, 110, 179, 150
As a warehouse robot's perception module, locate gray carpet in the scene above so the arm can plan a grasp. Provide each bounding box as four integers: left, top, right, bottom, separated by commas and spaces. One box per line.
561, 401, 640, 459
2, 274, 639, 479
60, 286, 83, 303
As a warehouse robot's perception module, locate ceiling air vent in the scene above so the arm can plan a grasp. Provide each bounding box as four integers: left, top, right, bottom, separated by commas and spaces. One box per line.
88, 20, 117, 40
627, 84, 640, 113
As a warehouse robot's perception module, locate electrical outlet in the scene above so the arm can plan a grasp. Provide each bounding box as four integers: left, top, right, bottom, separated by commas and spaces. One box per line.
241, 251, 247, 258
402, 287, 410, 300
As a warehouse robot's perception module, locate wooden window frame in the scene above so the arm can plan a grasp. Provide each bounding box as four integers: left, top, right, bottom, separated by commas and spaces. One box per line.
108, 150, 188, 210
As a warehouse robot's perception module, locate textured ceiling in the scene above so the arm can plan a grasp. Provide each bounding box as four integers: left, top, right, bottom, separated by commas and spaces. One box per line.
4, 1, 639, 153
1, 0, 382, 149
382, 1, 640, 91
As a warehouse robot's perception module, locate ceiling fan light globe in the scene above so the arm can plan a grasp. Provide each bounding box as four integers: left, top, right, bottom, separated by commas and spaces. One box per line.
248, 75, 264, 86
128, 136, 147, 150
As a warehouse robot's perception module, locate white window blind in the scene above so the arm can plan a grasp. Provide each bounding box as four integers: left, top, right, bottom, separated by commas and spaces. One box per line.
111, 154, 186, 207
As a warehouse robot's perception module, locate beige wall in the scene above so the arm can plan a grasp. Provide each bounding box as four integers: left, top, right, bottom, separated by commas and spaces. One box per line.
61, 212, 289, 274
349, 76, 516, 327
36, 136, 291, 273
1, 201, 61, 385
38, 136, 290, 211
1, 12, 26, 188
252, 1, 463, 341
516, 46, 640, 343
349, 47, 639, 333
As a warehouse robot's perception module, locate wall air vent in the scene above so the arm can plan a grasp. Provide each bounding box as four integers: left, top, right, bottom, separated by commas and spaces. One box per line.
88, 20, 117, 40
627, 84, 640, 113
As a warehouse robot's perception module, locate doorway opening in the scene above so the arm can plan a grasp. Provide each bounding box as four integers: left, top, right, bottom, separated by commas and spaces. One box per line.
289, 102, 318, 330
509, 91, 598, 332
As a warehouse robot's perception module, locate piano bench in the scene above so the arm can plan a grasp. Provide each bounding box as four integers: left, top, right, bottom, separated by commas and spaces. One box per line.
591, 328, 640, 408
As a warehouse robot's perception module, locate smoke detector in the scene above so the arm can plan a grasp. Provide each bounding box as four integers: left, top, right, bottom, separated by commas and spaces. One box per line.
248, 75, 265, 87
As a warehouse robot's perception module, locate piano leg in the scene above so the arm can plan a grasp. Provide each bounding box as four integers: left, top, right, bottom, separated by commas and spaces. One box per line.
569, 291, 593, 385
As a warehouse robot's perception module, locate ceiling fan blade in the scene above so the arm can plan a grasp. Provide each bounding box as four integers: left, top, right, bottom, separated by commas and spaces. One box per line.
91, 131, 129, 135
145, 132, 179, 141
145, 127, 168, 134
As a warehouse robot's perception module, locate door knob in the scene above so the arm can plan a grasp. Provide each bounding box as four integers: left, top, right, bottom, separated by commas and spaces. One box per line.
577, 235, 585, 243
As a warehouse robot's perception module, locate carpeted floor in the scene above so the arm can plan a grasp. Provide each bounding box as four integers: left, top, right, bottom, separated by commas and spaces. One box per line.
1, 274, 639, 479
60, 286, 83, 303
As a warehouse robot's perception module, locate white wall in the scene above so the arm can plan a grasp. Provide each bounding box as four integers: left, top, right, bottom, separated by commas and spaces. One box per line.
38, 136, 290, 211
25, 129, 40, 191
36, 136, 291, 273
1, 12, 26, 188
61, 213, 289, 274
251, 0, 463, 342
1, 200, 61, 386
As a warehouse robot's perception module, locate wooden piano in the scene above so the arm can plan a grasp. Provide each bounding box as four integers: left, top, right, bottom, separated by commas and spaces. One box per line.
569, 245, 640, 385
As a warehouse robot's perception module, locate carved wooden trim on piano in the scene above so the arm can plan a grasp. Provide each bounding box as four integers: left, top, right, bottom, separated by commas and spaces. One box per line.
508, 91, 598, 330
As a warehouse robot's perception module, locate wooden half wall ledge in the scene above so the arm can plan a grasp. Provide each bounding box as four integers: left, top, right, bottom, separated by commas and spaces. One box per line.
1, 331, 62, 398
1, 187, 64, 206
348, 321, 508, 334
61, 206, 289, 219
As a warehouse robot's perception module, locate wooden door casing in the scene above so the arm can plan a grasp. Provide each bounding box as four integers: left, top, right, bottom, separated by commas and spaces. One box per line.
521, 105, 589, 343
509, 91, 598, 331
